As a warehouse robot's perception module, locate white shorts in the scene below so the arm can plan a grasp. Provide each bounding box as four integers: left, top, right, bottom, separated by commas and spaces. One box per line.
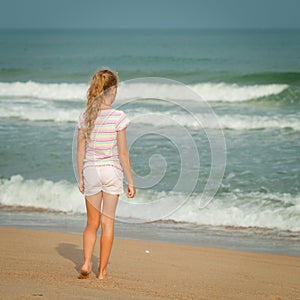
83, 166, 124, 196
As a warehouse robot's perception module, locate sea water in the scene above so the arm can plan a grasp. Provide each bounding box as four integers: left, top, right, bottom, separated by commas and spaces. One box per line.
0, 29, 299, 255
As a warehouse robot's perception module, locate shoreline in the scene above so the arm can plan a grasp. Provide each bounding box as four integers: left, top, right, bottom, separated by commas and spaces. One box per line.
1, 208, 300, 258
1, 226, 300, 299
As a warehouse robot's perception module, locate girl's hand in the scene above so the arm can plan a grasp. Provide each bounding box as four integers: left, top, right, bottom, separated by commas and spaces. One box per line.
78, 179, 84, 194
126, 185, 136, 198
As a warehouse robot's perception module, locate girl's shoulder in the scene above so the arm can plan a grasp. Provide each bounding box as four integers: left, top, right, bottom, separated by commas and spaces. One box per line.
108, 108, 125, 115
103, 109, 127, 118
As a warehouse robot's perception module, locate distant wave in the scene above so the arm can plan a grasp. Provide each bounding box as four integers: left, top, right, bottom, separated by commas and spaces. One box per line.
0, 81, 87, 100
130, 112, 300, 131
238, 71, 300, 85
0, 81, 288, 102
191, 82, 288, 102
0, 103, 81, 122
0, 175, 299, 231
1, 101, 299, 131
219, 114, 300, 130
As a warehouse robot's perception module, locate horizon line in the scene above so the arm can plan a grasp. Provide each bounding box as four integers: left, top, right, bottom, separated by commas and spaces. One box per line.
0, 26, 300, 31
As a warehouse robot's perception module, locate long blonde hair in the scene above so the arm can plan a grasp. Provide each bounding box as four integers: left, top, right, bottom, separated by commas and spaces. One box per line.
84, 69, 119, 140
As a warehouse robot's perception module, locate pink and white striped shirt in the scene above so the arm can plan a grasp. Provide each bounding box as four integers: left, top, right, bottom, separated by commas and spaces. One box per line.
77, 108, 130, 171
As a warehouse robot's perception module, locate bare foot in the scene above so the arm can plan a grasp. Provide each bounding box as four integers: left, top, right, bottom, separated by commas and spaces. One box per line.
78, 263, 92, 279
97, 274, 113, 280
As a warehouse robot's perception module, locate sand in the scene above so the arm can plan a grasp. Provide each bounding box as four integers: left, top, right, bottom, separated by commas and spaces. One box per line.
0, 226, 299, 300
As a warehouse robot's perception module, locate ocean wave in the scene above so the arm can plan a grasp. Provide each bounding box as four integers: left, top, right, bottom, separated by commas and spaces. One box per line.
0, 81, 87, 100
191, 82, 288, 102
1, 102, 299, 131
128, 112, 300, 131
0, 175, 85, 214
0, 175, 299, 231
212, 114, 300, 130
0, 80, 288, 102
238, 71, 300, 85
0, 102, 81, 122
166, 191, 300, 232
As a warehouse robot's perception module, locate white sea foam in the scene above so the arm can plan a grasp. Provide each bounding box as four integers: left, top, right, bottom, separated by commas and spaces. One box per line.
1, 100, 299, 131
1, 175, 299, 231
128, 111, 300, 131
0, 81, 288, 102
167, 192, 300, 232
0, 81, 296, 130
0, 81, 87, 100
0, 175, 85, 213
0, 102, 81, 122
191, 82, 288, 102
218, 114, 300, 130
118, 82, 288, 102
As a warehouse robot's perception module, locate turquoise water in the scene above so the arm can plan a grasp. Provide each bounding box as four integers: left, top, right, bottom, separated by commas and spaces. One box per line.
1, 29, 300, 83
0, 29, 300, 254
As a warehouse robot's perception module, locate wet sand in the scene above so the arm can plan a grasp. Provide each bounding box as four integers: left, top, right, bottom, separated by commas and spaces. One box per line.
0, 226, 299, 299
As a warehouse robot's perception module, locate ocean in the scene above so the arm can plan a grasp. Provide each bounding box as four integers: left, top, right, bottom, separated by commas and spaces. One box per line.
0, 29, 299, 256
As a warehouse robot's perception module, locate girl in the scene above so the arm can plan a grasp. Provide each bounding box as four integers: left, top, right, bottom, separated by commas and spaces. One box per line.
77, 69, 136, 280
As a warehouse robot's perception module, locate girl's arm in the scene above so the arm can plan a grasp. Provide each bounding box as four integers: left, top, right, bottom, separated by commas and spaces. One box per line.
77, 128, 86, 194
117, 129, 136, 198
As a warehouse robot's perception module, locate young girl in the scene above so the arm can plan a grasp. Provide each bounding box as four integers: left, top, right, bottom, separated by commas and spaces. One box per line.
77, 69, 136, 280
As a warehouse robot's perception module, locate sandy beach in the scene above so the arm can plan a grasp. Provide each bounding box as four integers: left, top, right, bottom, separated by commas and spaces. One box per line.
0, 227, 299, 299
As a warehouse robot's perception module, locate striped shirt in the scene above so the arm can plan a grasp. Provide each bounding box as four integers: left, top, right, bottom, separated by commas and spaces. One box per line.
77, 108, 130, 170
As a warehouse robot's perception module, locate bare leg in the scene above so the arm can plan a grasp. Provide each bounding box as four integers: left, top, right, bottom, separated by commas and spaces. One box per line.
80, 192, 102, 277
98, 192, 119, 280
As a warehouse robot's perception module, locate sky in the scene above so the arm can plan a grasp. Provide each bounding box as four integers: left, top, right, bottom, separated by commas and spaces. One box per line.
0, 0, 299, 30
